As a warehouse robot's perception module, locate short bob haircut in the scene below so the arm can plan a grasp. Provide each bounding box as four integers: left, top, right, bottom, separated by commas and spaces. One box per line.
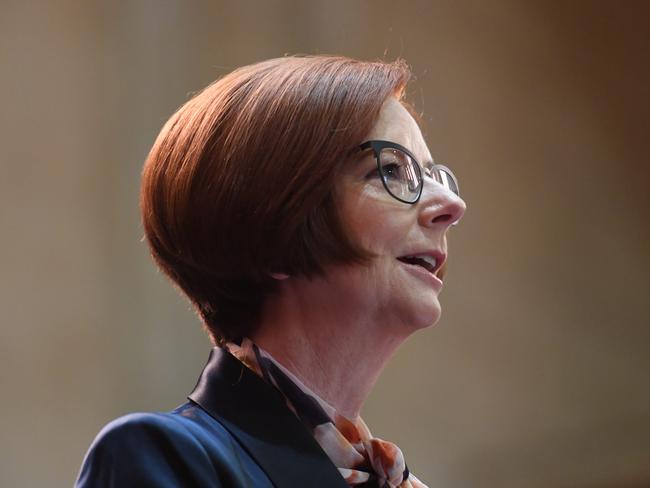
141, 55, 411, 344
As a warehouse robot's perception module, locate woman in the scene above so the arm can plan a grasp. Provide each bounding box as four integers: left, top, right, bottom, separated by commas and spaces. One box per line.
77, 55, 465, 488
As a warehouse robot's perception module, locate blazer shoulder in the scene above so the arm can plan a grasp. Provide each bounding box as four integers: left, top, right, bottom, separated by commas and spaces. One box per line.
76, 405, 271, 487
86, 409, 218, 459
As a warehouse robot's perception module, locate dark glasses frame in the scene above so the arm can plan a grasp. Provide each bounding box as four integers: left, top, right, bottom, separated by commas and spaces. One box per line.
358, 139, 460, 204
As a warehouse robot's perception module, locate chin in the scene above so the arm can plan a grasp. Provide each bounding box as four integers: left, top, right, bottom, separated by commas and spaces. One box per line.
403, 298, 442, 332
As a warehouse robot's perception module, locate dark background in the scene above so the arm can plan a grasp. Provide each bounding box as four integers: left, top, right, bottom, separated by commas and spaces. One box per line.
1, 1, 649, 486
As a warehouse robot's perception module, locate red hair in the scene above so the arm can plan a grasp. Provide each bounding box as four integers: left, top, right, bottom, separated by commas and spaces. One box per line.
141, 55, 411, 343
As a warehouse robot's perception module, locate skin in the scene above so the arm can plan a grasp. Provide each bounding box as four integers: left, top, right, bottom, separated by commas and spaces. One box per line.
251, 97, 467, 419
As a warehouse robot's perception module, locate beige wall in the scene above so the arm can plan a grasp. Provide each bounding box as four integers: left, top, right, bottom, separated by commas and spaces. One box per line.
1, 1, 649, 486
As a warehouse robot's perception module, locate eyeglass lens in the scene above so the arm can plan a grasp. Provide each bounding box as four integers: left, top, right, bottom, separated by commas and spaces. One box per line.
430, 166, 459, 196
379, 148, 422, 203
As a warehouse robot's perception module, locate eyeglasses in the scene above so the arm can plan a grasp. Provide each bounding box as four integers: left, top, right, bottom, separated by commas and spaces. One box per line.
359, 140, 460, 204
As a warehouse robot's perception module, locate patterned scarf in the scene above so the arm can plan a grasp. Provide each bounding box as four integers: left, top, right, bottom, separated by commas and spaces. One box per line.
224, 338, 428, 488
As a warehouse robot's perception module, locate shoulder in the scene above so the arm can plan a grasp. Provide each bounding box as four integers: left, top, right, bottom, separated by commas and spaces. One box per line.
76, 403, 270, 488
84, 407, 216, 460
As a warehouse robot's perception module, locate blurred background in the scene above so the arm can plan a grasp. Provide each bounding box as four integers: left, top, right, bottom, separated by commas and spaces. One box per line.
1, 1, 649, 486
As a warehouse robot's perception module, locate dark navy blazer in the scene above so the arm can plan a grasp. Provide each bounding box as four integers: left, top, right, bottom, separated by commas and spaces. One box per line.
76, 348, 350, 487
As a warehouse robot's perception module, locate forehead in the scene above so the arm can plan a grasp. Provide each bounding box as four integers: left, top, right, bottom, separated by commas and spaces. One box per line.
365, 98, 431, 163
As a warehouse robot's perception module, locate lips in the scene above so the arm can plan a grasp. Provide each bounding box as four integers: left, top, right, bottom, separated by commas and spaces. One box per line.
396, 251, 446, 276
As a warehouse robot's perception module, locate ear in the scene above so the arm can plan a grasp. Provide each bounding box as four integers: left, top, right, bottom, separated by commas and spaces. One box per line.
270, 272, 290, 280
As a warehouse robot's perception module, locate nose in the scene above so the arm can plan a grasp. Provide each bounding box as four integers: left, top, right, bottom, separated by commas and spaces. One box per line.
417, 182, 466, 229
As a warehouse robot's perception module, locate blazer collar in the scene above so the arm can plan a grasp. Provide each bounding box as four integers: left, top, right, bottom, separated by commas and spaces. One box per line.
188, 347, 349, 488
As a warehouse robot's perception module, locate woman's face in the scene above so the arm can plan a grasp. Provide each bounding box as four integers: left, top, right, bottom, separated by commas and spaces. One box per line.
331, 97, 466, 333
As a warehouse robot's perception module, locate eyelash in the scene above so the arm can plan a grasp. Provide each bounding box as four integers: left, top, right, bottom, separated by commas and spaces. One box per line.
365, 163, 401, 180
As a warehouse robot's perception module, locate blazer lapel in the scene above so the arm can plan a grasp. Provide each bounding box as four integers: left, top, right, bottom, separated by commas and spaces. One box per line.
188, 347, 349, 488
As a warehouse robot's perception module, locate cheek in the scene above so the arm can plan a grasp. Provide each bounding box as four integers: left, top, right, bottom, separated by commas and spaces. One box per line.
347, 206, 408, 252
337, 184, 413, 255
361, 221, 410, 256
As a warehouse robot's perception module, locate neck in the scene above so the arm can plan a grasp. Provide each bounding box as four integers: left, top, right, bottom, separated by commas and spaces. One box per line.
250, 275, 409, 419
